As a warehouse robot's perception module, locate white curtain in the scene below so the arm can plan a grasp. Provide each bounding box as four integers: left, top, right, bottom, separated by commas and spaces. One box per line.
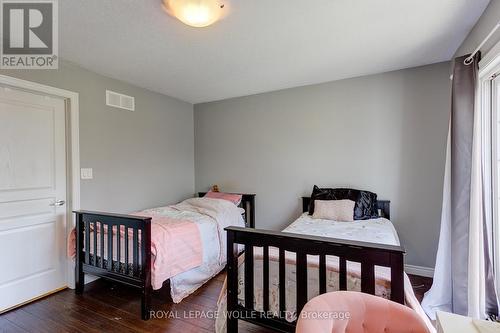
421, 127, 452, 319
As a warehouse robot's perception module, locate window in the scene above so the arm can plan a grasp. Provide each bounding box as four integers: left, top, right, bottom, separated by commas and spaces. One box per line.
482, 47, 500, 295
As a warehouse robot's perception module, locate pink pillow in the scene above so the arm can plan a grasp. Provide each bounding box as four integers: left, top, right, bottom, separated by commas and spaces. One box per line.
204, 191, 242, 206
312, 199, 355, 222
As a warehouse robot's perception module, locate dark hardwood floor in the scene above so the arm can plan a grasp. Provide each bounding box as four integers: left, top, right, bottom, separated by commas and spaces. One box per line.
0, 274, 432, 333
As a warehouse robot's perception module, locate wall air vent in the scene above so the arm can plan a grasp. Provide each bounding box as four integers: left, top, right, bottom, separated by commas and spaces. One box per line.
106, 90, 135, 111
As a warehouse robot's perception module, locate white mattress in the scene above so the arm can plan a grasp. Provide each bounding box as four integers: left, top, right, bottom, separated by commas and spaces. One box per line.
284, 213, 401, 246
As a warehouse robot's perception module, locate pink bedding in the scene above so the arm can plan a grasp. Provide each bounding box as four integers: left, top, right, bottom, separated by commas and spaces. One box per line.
67, 212, 203, 290
134, 212, 203, 289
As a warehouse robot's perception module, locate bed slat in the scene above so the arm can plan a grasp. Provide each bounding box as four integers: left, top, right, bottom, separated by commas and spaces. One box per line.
84, 220, 90, 265
139, 230, 142, 265
296, 252, 308, 315
361, 262, 375, 294
319, 254, 326, 294
125, 226, 129, 275
133, 229, 139, 276
93, 222, 97, 266
244, 244, 254, 309
279, 248, 286, 316
339, 257, 347, 290
117, 226, 121, 267
100, 222, 105, 268
263, 246, 270, 312
108, 225, 113, 271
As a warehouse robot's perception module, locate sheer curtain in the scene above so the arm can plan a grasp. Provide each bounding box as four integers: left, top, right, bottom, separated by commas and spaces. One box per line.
422, 53, 499, 320
469, 60, 499, 319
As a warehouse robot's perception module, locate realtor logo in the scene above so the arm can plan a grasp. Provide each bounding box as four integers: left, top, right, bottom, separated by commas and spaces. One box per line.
1, 0, 58, 69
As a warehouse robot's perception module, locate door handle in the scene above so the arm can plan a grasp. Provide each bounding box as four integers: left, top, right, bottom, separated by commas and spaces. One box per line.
50, 200, 66, 206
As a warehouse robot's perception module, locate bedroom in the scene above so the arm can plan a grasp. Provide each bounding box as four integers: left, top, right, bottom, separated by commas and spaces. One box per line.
0, 0, 499, 332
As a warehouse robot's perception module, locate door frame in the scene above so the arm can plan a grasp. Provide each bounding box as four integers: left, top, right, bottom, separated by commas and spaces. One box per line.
0, 74, 80, 289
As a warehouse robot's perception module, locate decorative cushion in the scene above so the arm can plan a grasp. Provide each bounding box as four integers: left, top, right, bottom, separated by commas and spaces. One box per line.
204, 190, 242, 205
312, 200, 355, 221
308, 185, 378, 220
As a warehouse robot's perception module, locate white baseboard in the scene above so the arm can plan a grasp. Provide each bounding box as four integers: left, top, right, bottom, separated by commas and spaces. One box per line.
405, 264, 435, 278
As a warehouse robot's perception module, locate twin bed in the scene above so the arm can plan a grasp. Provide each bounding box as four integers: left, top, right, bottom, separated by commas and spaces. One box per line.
72, 193, 255, 319
72, 187, 433, 333
218, 196, 423, 333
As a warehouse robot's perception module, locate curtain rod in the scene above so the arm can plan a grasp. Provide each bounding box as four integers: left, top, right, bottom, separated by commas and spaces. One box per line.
464, 22, 500, 65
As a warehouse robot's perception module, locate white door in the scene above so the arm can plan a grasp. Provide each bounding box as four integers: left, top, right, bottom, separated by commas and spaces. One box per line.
0, 86, 67, 312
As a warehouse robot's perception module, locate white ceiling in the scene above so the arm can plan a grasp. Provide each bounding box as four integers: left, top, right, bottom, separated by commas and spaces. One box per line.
60, 0, 490, 104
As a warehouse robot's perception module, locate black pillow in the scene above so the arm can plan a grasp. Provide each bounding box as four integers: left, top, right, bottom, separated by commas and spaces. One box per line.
308, 185, 378, 220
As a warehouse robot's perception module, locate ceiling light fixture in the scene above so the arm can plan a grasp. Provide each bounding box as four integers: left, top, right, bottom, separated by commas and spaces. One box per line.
163, 0, 225, 28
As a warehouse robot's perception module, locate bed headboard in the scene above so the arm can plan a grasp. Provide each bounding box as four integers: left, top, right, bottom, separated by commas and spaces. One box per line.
198, 192, 256, 228
301, 197, 390, 220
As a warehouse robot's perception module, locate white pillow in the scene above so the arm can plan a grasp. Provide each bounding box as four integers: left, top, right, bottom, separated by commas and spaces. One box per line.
312, 199, 355, 222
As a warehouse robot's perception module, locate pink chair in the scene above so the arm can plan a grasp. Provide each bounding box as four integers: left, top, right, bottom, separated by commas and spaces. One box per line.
296, 291, 429, 333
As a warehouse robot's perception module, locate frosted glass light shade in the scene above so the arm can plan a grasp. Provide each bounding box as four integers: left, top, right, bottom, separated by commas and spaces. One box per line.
163, 0, 222, 28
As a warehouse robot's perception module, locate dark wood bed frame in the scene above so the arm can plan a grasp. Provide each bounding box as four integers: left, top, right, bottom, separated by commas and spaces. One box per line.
73, 193, 255, 320
225, 197, 405, 333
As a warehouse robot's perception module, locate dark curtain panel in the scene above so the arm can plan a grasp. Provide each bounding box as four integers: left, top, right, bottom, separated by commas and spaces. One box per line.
449, 54, 477, 315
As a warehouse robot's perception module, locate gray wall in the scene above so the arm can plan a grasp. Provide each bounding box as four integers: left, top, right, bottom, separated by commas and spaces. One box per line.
194, 61, 451, 268
455, 0, 500, 57
1, 60, 195, 213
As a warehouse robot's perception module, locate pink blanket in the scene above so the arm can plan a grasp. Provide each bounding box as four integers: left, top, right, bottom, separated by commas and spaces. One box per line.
67, 212, 203, 290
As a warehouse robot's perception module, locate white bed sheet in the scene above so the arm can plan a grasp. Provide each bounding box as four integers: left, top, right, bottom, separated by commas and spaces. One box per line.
285, 213, 400, 245
144, 198, 246, 303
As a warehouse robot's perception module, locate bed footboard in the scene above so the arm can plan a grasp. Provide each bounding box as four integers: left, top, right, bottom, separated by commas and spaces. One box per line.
74, 210, 152, 320
225, 226, 405, 333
